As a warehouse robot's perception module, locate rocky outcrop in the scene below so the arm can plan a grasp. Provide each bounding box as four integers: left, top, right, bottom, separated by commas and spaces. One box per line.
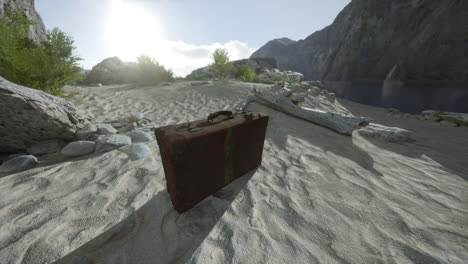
0, 0, 46, 42
251, 0, 468, 81
258, 69, 304, 83
84, 57, 139, 85
0, 76, 92, 153
186, 58, 277, 80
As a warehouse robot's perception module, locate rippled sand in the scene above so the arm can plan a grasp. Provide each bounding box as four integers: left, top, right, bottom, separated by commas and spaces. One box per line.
2, 81, 467, 263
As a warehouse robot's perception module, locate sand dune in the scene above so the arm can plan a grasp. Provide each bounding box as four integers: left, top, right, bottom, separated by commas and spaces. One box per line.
1, 81, 467, 264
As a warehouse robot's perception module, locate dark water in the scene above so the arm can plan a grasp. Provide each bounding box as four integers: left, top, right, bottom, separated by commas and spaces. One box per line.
323, 81, 468, 114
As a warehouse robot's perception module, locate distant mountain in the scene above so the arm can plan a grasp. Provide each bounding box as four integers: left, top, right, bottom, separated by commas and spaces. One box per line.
0, 0, 46, 42
251, 0, 468, 81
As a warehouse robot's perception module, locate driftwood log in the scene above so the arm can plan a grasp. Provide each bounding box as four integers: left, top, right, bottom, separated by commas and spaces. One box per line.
236, 88, 370, 135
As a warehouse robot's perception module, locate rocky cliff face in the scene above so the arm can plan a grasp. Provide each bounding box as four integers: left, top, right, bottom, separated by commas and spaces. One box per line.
251, 0, 468, 81
0, 0, 46, 42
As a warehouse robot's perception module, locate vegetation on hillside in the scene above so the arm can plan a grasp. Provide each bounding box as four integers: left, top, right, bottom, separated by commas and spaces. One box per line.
234, 64, 263, 83
137, 54, 173, 83
210, 48, 234, 78
0, 8, 82, 96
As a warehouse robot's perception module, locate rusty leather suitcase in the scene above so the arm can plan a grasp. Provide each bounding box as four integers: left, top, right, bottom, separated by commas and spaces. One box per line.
154, 110, 269, 213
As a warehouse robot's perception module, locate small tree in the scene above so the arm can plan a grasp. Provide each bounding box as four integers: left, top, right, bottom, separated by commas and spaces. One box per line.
0, 8, 82, 96
211, 48, 233, 78
137, 54, 173, 83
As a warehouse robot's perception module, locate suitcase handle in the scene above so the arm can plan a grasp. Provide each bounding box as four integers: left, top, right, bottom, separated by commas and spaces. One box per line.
207, 111, 233, 122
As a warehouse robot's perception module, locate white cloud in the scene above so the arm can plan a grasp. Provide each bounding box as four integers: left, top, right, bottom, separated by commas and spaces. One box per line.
80, 0, 257, 76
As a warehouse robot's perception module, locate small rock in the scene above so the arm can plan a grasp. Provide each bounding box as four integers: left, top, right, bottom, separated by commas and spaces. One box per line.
88, 134, 103, 142
110, 122, 126, 129
61, 141, 96, 157
308, 87, 322, 97
161, 82, 172, 86
96, 123, 117, 135
76, 124, 98, 140
127, 130, 153, 143
128, 112, 144, 122
96, 134, 132, 153
119, 143, 152, 160
0, 155, 38, 173
27, 139, 64, 155
357, 123, 416, 143
439, 120, 458, 127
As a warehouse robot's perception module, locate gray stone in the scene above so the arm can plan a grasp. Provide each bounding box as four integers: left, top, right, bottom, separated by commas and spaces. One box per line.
95, 135, 131, 153
61, 141, 96, 157
96, 123, 117, 135
127, 130, 152, 143
128, 112, 144, 122
0, 76, 93, 153
0, 155, 38, 173
251, 1, 468, 81
27, 139, 64, 155
119, 143, 152, 160
109, 122, 126, 129
76, 124, 98, 140
357, 123, 416, 143
83, 57, 139, 85
161, 82, 172, 86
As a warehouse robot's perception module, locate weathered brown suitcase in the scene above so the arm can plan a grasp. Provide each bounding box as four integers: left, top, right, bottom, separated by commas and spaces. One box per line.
154, 110, 269, 213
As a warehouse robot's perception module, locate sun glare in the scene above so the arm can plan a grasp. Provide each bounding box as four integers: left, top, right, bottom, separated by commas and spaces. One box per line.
106, 0, 163, 61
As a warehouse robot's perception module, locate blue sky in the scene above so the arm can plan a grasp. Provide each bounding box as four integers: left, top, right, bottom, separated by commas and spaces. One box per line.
36, 0, 350, 76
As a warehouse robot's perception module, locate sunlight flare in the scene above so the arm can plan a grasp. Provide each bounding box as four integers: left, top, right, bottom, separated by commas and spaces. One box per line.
105, 0, 164, 61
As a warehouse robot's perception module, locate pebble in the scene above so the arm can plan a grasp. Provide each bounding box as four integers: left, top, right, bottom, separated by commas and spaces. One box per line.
76, 124, 98, 140
96, 123, 117, 135
127, 130, 153, 143
119, 143, 152, 160
95, 134, 132, 153
61, 141, 96, 157
0, 155, 38, 173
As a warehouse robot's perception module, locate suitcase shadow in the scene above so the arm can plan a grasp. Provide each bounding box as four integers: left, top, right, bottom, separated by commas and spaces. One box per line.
57, 168, 258, 264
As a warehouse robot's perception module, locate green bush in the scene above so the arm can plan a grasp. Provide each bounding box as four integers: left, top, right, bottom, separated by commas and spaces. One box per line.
137, 54, 173, 83
234, 64, 262, 83
211, 48, 234, 78
0, 9, 82, 96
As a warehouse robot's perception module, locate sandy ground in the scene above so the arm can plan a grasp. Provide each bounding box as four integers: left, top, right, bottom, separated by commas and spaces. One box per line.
1, 81, 467, 264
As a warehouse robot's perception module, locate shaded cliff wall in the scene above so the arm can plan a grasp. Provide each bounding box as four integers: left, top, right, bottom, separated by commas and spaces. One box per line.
251, 0, 468, 82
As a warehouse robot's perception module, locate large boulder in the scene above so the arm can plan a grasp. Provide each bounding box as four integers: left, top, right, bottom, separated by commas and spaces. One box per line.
0, 0, 46, 43
186, 58, 277, 80
84, 57, 139, 85
251, 0, 468, 81
0, 76, 93, 152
